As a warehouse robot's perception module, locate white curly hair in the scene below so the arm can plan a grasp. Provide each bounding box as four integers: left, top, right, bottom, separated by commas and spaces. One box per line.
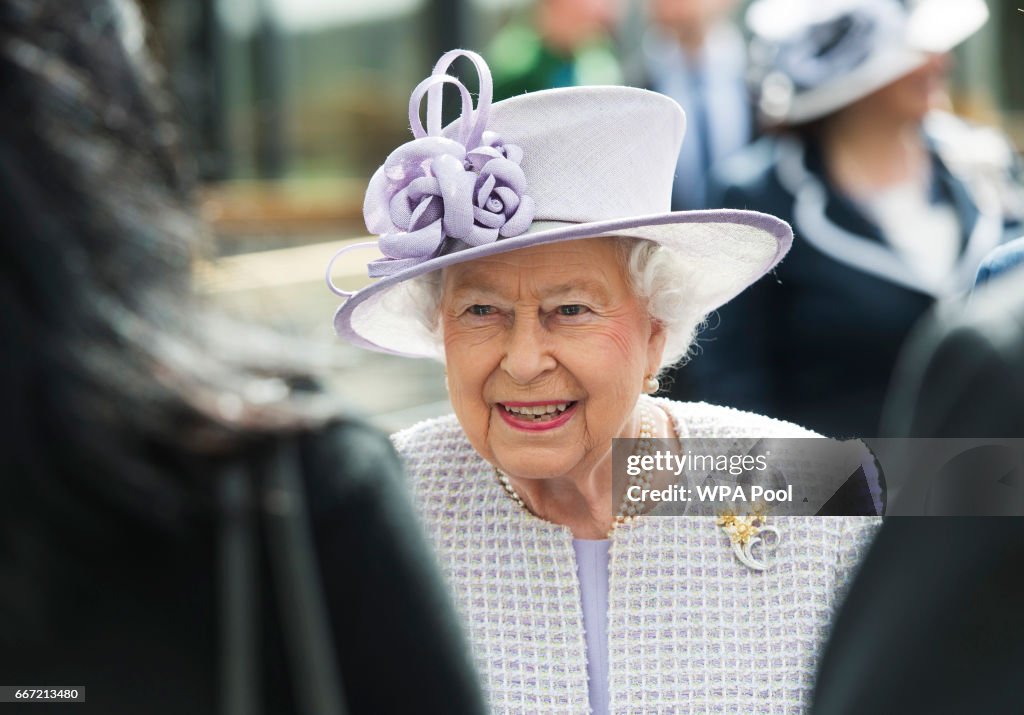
401, 238, 708, 374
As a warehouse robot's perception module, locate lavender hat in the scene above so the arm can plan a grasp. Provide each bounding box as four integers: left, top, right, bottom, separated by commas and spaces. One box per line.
747, 0, 989, 126
329, 50, 792, 357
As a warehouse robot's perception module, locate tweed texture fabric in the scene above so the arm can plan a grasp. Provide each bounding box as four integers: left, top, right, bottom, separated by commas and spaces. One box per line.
393, 398, 880, 713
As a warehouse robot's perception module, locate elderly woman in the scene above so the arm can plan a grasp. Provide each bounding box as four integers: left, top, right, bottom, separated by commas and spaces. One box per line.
687, 0, 1023, 437
330, 51, 880, 714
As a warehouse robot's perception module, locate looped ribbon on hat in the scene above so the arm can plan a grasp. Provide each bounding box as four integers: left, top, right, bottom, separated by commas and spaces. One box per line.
328, 49, 536, 298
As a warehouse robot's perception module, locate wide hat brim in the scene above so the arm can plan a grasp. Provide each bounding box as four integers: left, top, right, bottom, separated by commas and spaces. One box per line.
333, 209, 791, 358
751, 0, 989, 125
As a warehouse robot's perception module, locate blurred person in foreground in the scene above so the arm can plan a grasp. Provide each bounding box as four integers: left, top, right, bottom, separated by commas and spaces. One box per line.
811, 248, 1024, 715
328, 49, 880, 714
642, 0, 751, 212
0, 1, 486, 713
689, 0, 1024, 438
487, 0, 624, 101
884, 236, 1024, 439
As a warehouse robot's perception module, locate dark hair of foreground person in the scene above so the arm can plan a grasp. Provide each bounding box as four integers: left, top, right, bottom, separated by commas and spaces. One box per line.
0, 2, 485, 713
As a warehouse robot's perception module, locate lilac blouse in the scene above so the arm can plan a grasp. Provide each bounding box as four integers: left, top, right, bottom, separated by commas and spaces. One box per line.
572, 538, 612, 715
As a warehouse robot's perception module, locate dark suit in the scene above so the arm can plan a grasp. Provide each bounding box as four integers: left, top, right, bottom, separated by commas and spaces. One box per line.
812, 274, 1024, 715
640, 24, 754, 212
674, 128, 1019, 438
812, 516, 1024, 715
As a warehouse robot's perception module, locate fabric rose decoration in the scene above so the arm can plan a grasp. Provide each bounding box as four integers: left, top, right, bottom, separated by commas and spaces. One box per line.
364, 132, 535, 277
466, 131, 534, 236
361, 51, 536, 278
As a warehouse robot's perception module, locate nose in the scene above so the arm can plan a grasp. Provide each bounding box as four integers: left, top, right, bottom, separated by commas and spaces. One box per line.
500, 311, 557, 385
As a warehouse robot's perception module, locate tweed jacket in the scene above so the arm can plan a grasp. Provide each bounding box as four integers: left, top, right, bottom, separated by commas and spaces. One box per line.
393, 398, 880, 714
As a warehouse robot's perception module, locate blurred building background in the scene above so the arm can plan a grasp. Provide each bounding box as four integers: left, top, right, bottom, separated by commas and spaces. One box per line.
136, 0, 1024, 431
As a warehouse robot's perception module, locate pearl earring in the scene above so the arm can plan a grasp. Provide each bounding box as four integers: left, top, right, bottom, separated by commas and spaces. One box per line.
644, 374, 660, 394
444, 374, 449, 392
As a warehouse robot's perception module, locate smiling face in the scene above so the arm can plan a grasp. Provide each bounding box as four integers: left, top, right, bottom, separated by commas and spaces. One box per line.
440, 238, 666, 483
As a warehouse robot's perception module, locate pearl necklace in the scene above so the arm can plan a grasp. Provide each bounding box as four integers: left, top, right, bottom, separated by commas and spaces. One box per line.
495, 404, 656, 538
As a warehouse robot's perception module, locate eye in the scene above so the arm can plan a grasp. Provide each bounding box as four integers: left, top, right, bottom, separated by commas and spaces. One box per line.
468, 304, 496, 316
557, 304, 589, 317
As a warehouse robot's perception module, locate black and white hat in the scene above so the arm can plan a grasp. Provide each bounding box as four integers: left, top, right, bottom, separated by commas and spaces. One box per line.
747, 0, 989, 125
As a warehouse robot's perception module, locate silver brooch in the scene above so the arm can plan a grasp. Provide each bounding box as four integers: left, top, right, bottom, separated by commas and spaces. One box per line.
716, 504, 781, 571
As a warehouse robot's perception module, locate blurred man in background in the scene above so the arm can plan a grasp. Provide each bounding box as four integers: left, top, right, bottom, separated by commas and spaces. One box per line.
642, 0, 751, 211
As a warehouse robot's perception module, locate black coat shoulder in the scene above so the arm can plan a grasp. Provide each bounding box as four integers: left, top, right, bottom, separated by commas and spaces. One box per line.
0, 418, 486, 715
297, 418, 404, 514
286, 419, 488, 715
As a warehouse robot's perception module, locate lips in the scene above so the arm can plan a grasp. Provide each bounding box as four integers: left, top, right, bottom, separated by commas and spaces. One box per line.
497, 400, 579, 431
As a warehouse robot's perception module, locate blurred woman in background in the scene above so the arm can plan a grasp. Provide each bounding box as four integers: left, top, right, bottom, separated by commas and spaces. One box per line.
0, 1, 484, 713
688, 0, 1023, 437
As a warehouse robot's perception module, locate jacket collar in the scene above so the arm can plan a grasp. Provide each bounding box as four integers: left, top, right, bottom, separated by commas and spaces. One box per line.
774, 133, 1001, 297
800, 138, 887, 244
